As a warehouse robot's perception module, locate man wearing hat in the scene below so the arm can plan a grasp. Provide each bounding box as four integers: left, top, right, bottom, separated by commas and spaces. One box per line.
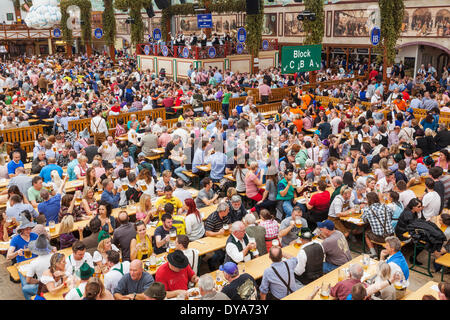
318, 220, 352, 273
6, 212, 38, 300
65, 262, 95, 300
114, 260, 154, 300
294, 227, 324, 285
144, 282, 167, 300
220, 262, 258, 300
25, 234, 55, 286
155, 249, 198, 299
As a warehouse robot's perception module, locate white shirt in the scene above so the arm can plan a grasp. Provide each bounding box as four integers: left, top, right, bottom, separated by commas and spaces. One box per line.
399, 190, 416, 208
92, 244, 120, 264
422, 191, 441, 221
384, 255, 409, 288
185, 213, 206, 242
26, 253, 53, 280
376, 177, 394, 194
65, 253, 94, 276
225, 234, 253, 263
172, 128, 189, 147
328, 195, 354, 218
104, 261, 131, 293
90, 116, 108, 134
330, 117, 341, 135
98, 142, 119, 161
294, 241, 324, 276
65, 282, 87, 300
183, 248, 200, 275
173, 188, 192, 204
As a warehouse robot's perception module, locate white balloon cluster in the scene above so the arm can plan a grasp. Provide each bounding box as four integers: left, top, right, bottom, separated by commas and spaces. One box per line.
24, 0, 62, 29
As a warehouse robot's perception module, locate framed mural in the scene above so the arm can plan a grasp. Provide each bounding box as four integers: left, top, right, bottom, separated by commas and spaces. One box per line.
401, 7, 450, 37
262, 13, 277, 37
178, 16, 201, 34
284, 12, 306, 37
333, 10, 370, 37
212, 15, 238, 35
116, 18, 129, 35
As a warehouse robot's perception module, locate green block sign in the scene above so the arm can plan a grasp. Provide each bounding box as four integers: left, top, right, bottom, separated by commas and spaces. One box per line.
281, 44, 322, 74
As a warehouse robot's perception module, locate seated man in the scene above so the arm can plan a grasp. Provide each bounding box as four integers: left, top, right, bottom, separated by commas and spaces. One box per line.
294, 228, 324, 285
195, 177, 218, 209
276, 168, 298, 217
65, 262, 95, 300
100, 178, 120, 209
103, 250, 131, 294
7, 151, 24, 178
153, 214, 177, 254
330, 263, 365, 300
317, 220, 352, 273
260, 245, 300, 300
220, 262, 258, 300
114, 260, 154, 300
227, 195, 247, 223
224, 221, 258, 264
143, 282, 167, 300
154, 185, 184, 217
6, 194, 39, 222
204, 202, 232, 270
37, 177, 66, 224
155, 250, 199, 299
175, 235, 200, 275
279, 206, 308, 247
39, 157, 63, 183
198, 274, 230, 300
65, 241, 94, 277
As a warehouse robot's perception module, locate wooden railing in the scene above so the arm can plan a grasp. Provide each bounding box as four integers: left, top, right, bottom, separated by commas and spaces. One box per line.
0, 125, 44, 153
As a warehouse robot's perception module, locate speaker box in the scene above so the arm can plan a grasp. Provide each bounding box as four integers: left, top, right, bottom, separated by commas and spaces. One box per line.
154, 0, 170, 10
246, 0, 259, 15
145, 6, 155, 18
180, 0, 186, 3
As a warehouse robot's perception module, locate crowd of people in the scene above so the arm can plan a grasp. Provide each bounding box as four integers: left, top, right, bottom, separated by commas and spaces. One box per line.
0, 50, 449, 301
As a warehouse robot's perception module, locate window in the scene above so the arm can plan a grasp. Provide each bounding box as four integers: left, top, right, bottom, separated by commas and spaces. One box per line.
6, 13, 14, 21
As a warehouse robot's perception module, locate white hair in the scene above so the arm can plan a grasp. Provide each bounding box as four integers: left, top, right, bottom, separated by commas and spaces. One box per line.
198, 274, 215, 291
243, 213, 256, 225
231, 221, 244, 233
349, 263, 364, 280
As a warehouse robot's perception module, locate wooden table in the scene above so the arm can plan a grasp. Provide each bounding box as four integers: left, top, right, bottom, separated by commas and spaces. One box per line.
283, 255, 377, 300
403, 281, 439, 300
224, 174, 236, 182
410, 183, 426, 197
145, 235, 228, 276
44, 286, 70, 300
17, 247, 73, 277
304, 127, 319, 134
116, 135, 128, 141
196, 164, 211, 172
64, 179, 84, 193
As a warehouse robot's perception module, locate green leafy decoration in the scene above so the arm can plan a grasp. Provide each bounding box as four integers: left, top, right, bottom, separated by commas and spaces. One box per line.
378, 0, 405, 66
60, 0, 92, 46
102, 0, 116, 46
114, 0, 153, 45
303, 0, 324, 45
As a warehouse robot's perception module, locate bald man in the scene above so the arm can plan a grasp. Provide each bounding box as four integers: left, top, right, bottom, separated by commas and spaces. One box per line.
113, 259, 154, 300
224, 221, 258, 264
112, 211, 137, 261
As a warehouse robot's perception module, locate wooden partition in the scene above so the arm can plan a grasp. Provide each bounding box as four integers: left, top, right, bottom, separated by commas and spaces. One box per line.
0, 125, 44, 153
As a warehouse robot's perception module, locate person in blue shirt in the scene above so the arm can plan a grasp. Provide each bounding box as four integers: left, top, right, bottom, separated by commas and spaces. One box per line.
6, 213, 38, 300
67, 151, 79, 181
6, 194, 39, 222
7, 151, 24, 178
205, 147, 227, 183
100, 178, 120, 208
39, 157, 63, 183
38, 177, 66, 224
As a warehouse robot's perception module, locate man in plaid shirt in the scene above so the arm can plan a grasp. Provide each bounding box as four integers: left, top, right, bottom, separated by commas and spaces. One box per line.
361, 192, 394, 258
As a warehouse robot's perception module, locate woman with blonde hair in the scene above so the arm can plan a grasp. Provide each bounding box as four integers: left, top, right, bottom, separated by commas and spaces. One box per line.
58, 215, 83, 249
50, 170, 63, 192
91, 158, 105, 179
374, 158, 388, 181
92, 231, 120, 272
85, 277, 114, 300
370, 262, 396, 300
40, 252, 72, 295
74, 155, 88, 180
136, 193, 155, 224
80, 187, 98, 216
244, 161, 264, 203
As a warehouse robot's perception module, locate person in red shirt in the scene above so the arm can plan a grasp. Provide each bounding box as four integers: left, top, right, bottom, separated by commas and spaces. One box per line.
304, 180, 330, 230
369, 69, 378, 81
154, 250, 199, 299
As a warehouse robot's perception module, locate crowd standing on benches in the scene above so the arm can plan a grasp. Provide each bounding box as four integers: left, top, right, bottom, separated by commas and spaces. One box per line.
0, 53, 449, 300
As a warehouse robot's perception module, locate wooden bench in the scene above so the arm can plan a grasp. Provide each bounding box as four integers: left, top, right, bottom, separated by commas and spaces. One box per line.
7, 265, 20, 283
0, 125, 44, 153
435, 253, 450, 282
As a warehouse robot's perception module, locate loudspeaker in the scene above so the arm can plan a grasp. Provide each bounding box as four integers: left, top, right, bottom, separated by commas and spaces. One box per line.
154, 0, 170, 10
180, 0, 186, 3
145, 6, 155, 18
246, 0, 259, 15
293, 0, 303, 2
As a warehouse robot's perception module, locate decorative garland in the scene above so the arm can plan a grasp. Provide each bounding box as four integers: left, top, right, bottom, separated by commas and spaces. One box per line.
378, 0, 405, 66
303, 0, 324, 45
60, 0, 92, 46
161, 0, 263, 56
102, 0, 116, 46
114, 0, 153, 45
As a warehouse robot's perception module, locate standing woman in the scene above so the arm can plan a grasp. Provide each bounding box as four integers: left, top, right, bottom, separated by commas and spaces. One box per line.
130, 220, 153, 261
233, 163, 248, 194
96, 200, 115, 235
